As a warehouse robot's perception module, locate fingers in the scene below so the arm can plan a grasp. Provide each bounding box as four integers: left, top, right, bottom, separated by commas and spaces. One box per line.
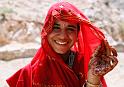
103, 40, 118, 57
103, 40, 111, 56
109, 55, 118, 69
92, 45, 101, 57
92, 40, 110, 58
91, 55, 118, 76
111, 47, 118, 57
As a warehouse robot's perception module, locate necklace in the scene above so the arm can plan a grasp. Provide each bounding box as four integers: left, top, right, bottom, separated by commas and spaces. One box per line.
68, 51, 75, 68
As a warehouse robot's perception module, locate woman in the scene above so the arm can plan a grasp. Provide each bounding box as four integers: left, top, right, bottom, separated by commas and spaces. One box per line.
6, 2, 118, 87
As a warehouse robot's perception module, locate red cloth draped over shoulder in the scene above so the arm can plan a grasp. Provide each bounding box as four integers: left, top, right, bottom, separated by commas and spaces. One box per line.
6, 2, 107, 87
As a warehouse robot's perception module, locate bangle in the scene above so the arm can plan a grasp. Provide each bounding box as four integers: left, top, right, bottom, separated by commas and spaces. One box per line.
86, 81, 100, 87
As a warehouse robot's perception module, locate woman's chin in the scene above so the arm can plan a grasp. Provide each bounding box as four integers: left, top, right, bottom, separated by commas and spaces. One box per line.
55, 51, 68, 54
54, 49, 69, 55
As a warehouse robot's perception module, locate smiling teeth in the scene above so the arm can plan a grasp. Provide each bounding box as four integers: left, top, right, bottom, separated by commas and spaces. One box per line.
55, 41, 67, 45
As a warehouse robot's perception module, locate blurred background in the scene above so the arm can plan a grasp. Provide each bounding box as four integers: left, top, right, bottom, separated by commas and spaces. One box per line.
0, 0, 124, 87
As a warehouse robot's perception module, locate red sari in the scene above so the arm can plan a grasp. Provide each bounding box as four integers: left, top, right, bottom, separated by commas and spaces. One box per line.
6, 2, 107, 87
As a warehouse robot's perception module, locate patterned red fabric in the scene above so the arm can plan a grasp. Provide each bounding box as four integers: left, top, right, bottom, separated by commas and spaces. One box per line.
6, 2, 107, 87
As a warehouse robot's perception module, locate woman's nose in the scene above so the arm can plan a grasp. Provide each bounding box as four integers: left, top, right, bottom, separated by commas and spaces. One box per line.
59, 30, 69, 39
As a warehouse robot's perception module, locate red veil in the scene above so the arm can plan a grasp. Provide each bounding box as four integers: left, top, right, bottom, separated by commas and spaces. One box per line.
6, 2, 107, 87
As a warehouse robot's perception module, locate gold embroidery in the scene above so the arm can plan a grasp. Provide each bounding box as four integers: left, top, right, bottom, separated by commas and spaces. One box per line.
33, 81, 65, 87
47, 55, 55, 61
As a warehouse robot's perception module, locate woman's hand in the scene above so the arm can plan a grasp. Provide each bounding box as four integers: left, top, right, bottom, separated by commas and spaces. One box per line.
89, 40, 118, 76
87, 40, 118, 86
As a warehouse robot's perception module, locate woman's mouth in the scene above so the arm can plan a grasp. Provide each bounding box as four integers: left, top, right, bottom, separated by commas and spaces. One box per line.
55, 40, 68, 45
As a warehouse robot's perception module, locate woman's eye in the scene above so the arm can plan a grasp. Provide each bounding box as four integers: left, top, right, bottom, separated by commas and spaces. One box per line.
53, 26, 60, 31
67, 28, 76, 32
53, 26, 60, 29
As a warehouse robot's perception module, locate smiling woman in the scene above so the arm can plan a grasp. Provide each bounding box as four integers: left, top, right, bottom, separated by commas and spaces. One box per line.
47, 20, 78, 54
6, 1, 118, 87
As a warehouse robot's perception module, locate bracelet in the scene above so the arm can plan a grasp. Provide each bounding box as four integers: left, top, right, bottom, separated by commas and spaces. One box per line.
86, 81, 100, 87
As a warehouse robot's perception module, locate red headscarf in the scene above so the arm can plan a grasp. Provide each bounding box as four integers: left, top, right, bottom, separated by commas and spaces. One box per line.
6, 2, 107, 87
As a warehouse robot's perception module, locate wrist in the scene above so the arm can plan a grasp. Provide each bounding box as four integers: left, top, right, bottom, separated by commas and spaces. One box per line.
85, 80, 101, 87
88, 69, 100, 85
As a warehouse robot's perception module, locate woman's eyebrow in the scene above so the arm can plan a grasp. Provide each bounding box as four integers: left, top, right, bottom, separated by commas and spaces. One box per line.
68, 25, 77, 29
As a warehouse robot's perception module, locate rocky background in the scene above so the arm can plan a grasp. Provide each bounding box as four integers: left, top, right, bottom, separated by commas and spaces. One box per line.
0, 0, 124, 87
0, 0, 124, 60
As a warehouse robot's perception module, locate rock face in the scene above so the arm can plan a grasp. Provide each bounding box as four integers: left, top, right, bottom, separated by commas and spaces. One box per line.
0, 17, 42, 45
0, 0, 124, 60
0, 42, 40, 60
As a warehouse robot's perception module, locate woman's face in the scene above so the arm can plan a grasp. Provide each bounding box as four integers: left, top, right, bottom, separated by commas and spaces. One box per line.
47, 20, 78, 54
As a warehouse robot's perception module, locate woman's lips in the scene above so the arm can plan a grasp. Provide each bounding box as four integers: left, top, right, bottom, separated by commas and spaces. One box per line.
55, 40, 68, 45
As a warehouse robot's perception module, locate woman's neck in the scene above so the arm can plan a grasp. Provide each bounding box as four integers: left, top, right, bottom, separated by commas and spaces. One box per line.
59, 51, 71, 63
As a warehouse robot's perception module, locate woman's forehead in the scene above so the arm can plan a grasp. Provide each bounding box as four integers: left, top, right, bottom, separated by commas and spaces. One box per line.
54, 20, 78, 26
